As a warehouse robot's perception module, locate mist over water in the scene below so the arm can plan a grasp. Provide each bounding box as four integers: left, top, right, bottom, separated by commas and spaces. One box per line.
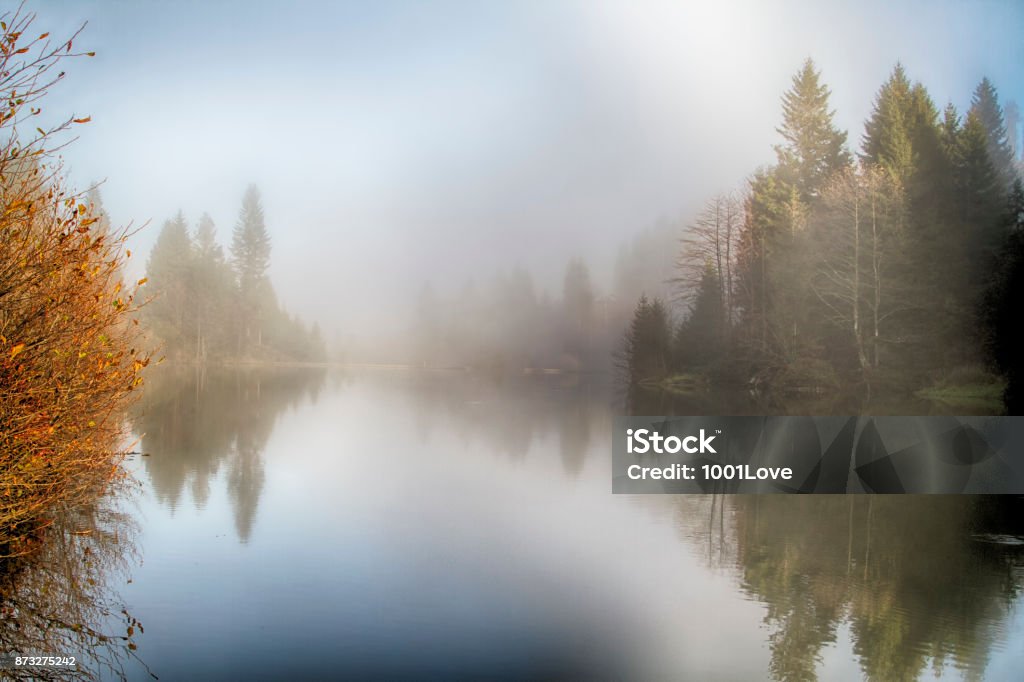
105, 367, 1024, 680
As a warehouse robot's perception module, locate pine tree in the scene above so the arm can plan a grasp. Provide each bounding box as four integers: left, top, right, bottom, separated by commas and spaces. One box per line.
862, 68, 946, 192
959, 110, 1002, 252
621, 295, 671, 385
191, 213, 233, 360
231, 185, 273, 350
195, 212, 222, 261
969, 77, 1017, 189
231, 185, 272, 287
736, 169, 791, 354
939, 103, 961, 160
862, 64, 912, 167
145, 212, 194, 355
873, 88, 915, 182
863, 68, 967, 369
674, 261, 725, 368
904, 84, 947, 193
774, 58, 851, 200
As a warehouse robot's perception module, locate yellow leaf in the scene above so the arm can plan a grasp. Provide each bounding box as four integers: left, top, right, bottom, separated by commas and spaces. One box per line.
10, 343, 25, 359
137, 277, 147, 286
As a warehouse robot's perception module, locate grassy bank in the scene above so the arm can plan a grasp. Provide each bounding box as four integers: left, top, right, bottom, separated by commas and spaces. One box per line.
916, 382, 1005, 411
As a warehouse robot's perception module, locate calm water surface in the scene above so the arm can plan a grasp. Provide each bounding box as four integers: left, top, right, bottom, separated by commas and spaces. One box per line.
102, 367, 1024, 680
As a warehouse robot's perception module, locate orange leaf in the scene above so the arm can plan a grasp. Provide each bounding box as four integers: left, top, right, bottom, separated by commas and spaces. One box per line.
10, 343, 25, 359
72, 116, 91, 124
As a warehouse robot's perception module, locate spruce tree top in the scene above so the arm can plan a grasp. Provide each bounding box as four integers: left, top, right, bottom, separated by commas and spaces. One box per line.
231, 184, 272, 285
970, 77, 1016, 189
775, 58, 850, 201
862, 64, 912, 164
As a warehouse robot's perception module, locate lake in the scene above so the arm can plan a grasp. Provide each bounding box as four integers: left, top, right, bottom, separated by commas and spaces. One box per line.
8, 366, 1024, 680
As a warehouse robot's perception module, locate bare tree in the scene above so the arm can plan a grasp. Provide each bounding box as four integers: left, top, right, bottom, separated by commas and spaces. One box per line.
812, 165, 905, 373
675, 192, 745, 327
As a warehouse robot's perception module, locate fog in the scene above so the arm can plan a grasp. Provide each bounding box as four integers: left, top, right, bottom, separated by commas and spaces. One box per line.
37, 0, 1024, 344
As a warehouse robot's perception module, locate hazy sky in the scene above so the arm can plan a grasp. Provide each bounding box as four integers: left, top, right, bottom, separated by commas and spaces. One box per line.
31, 0, 1024, 335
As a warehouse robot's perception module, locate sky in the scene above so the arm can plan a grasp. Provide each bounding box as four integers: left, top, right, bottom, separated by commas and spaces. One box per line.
26, 0, 1024, 337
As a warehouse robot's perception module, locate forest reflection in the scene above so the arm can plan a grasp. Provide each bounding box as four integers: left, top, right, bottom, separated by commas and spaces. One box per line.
403, 370, 613, 476
671, 495, 1024, 681
128, 369, 1022, 681
133, 366, 327, 542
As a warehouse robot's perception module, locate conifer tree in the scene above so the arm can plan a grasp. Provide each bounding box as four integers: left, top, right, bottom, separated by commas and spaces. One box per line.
862, 64, 913, 168
621, 295, 671, 385
969, 77, 1017, 189
195, 212, 222, 260
774, 59, 850, 200
674, 261, 725, 368
145, 212, 194, 354
192, 213, 233, 360
232, 185, 272, 286
231, 185, 273, 349
143, 200, 323, 363
939, 103, 961, 160
959, 110, 1002, 252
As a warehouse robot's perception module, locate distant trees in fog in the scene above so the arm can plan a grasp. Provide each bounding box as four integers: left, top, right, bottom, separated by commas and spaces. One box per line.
623, 59, 1024, 409
411, 259, 614, 372
144, 185, 326, 363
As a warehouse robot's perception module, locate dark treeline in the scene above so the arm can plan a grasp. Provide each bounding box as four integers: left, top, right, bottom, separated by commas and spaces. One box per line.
144, 185, 326, 363
624, 60, 1024, 410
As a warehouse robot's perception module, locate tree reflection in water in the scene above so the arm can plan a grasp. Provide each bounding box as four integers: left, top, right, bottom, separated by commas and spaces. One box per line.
0, 484, 148, 681
677, 495, 1024, 681
133, 366, 327, 542
405, 370, 613, 474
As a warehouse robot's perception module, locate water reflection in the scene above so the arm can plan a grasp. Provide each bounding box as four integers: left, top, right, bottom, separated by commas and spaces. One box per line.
0, 487, 145, 681
674, 495, 1024, 681
403, 370, 612, 474
133, 366, 326, 542
117, 368, 1022, 680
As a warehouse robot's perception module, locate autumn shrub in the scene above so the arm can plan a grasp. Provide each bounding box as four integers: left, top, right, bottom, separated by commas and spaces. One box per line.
0, 7, 149, 555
